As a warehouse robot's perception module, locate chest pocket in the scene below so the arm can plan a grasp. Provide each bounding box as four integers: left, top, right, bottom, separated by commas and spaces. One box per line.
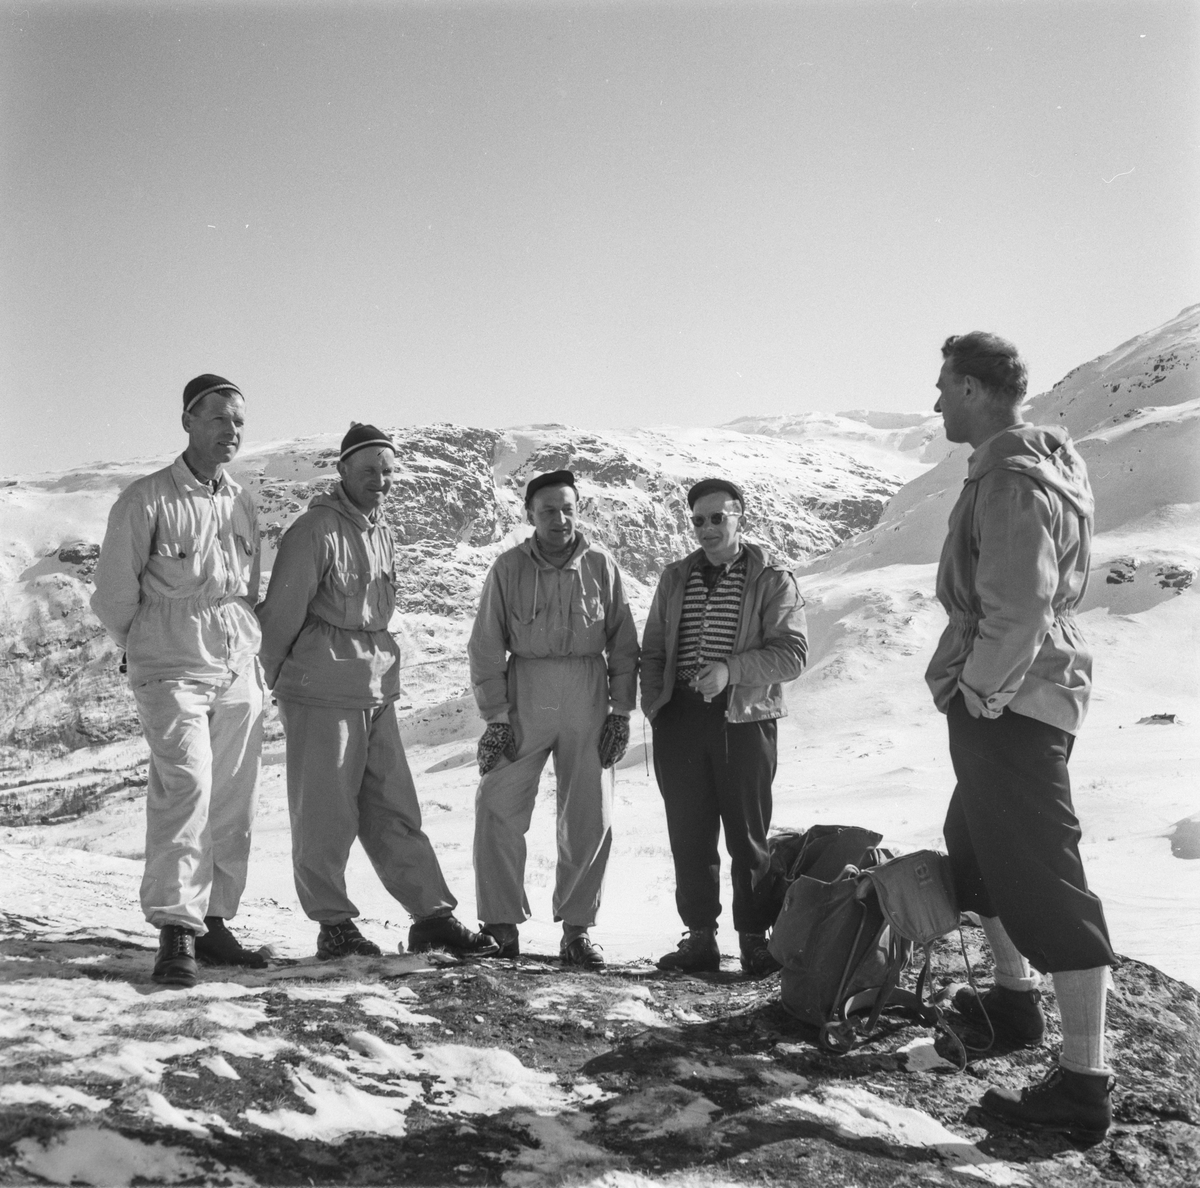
149, 530, 206, 589
230, 506, 256, 584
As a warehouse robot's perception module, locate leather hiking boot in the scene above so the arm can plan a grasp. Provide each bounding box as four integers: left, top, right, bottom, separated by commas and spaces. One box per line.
153, 925, 199, 988
657, 928, 721, 973
561, 934, 604, 971
982, 1065, 1114, 1142
954, 984, 1046, 1046
195, 917, 268, 969
739, 931, 782, 978
483, 924, 520, 959
317, 920, 383, 961
409, 914, 500, 957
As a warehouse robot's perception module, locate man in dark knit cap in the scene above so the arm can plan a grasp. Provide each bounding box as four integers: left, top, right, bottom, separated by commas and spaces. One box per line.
257, 423, 498, 961
642, 477, 807, 976
468, 469, 639, 968
92, 374, 267, 987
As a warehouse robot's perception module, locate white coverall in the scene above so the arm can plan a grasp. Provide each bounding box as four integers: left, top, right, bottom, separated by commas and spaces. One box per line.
468, 532, 639, 927
91, 456, 263, 934
256, 486, 456, 924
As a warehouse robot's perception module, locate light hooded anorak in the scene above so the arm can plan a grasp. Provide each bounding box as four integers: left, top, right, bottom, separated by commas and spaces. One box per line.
91, 456, 261, 686
925, 423, 1094, 734
468, 532, 639, 724
640, 541, 808, 724
257, 485, 401, 709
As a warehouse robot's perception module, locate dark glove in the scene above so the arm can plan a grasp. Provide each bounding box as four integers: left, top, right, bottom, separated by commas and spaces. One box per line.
598, 713, 630, 769
477, 722, 516, 775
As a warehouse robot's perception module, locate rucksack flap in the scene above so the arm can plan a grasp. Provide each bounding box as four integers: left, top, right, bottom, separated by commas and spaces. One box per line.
788, 824, 884, 882
862, 850, 958, 947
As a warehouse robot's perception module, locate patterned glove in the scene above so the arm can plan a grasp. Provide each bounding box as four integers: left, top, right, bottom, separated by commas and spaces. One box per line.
598, 713, 630, 769
477, 722, 516, 776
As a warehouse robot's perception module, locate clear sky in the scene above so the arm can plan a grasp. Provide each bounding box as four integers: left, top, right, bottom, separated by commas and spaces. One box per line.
2, 0, 1197, 475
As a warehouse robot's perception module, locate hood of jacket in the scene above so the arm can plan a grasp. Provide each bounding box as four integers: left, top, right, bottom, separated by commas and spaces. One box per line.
518, 529, 595, 569
967, 424, 1094, 518
306, 484, 385, 530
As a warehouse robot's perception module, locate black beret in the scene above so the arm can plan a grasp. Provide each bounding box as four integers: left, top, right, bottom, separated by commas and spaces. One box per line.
687, 478, 746, 510
524, 469, 576, 507
339, 422, 395, 462
183, 374, 242, 413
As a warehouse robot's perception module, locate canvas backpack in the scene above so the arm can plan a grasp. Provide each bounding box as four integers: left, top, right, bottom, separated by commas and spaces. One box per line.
769, 834, 970, 1066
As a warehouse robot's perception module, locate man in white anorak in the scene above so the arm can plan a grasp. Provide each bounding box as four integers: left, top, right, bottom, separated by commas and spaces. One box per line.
91, 374, 266, 987
256, 423, 498, 961
928, 332, 1117, 1140
469, 469, 639, 968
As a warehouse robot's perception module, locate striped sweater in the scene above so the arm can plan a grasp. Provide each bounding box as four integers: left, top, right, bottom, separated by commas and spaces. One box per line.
675, 552, 748, 683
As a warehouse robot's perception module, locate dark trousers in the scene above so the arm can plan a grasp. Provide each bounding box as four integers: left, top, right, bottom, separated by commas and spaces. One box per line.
944, 693, 1116, 974
652, 687, 778, 933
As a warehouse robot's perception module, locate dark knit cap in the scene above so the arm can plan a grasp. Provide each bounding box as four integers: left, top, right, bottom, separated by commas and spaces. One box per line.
182, 374, 242, 413
524, 469, 576, 507
687, 477, 747, 510
339, 422, 395, 462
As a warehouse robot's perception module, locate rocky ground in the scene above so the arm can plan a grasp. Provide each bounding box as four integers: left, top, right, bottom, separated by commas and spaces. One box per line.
1, 917, 1196, 1187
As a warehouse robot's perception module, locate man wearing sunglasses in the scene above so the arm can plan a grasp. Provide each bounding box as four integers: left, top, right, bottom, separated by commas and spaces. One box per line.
469, 469, 639, 969
641, 478, 808, 976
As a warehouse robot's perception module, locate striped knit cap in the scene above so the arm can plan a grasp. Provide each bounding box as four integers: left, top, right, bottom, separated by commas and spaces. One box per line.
339, 422, 395, 462
182, 374, 242, 413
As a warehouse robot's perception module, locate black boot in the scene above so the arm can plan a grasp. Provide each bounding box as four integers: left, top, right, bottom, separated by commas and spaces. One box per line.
194, 917, 268, 968
317, 920, 383, 960
408, 914, 500, 957
982, 1065, 1114, 1142
739, 931, 782, 977
954, 984, 1046, 1045
482, 923, 520, 959
657, 928, 720, 973
153, 925, 198, 988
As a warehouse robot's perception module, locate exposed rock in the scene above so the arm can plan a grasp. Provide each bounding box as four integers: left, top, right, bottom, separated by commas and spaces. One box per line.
0, 919, 1194, 1186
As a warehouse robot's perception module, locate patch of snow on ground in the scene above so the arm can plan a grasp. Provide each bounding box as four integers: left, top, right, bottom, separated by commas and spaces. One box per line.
774, 1085, 1029, 1185
346, 1030, 580, 1115
0, 1083, 110, 1111
13, 1126, 254, 1187
243, 1067, 413, 1141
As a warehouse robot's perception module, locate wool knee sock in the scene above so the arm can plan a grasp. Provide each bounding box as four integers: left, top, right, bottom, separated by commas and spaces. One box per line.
1053, 966, 1112, 1075
981, 915, 1040, 992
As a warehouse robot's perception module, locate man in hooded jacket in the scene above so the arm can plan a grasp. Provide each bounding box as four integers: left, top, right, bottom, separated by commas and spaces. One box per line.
256, 424, 497, 961
469, 469, 639, 968
928, 331, 1117, 1140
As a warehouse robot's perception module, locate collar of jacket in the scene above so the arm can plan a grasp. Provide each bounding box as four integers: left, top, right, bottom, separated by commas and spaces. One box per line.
520, 530, 592, 570
305, 483, 385, 531
171, 454, 240, 497
965, 422, 1094, 518
668, 539, 785, 584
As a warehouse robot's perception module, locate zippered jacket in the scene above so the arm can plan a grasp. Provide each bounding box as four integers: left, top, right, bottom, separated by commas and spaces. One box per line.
257, 485, 401, 709
640, 541, 808, 724
925, 423, 1094, 734
468, 532, 639, 723
91, 456, 261, 686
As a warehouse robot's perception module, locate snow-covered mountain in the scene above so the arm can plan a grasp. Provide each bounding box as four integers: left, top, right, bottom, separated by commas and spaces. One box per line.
0, 424, 906, 757
722, 409, 954, 480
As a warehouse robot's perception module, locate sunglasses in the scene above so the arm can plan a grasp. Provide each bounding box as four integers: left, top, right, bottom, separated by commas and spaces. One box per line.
691, 511, 740, 528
